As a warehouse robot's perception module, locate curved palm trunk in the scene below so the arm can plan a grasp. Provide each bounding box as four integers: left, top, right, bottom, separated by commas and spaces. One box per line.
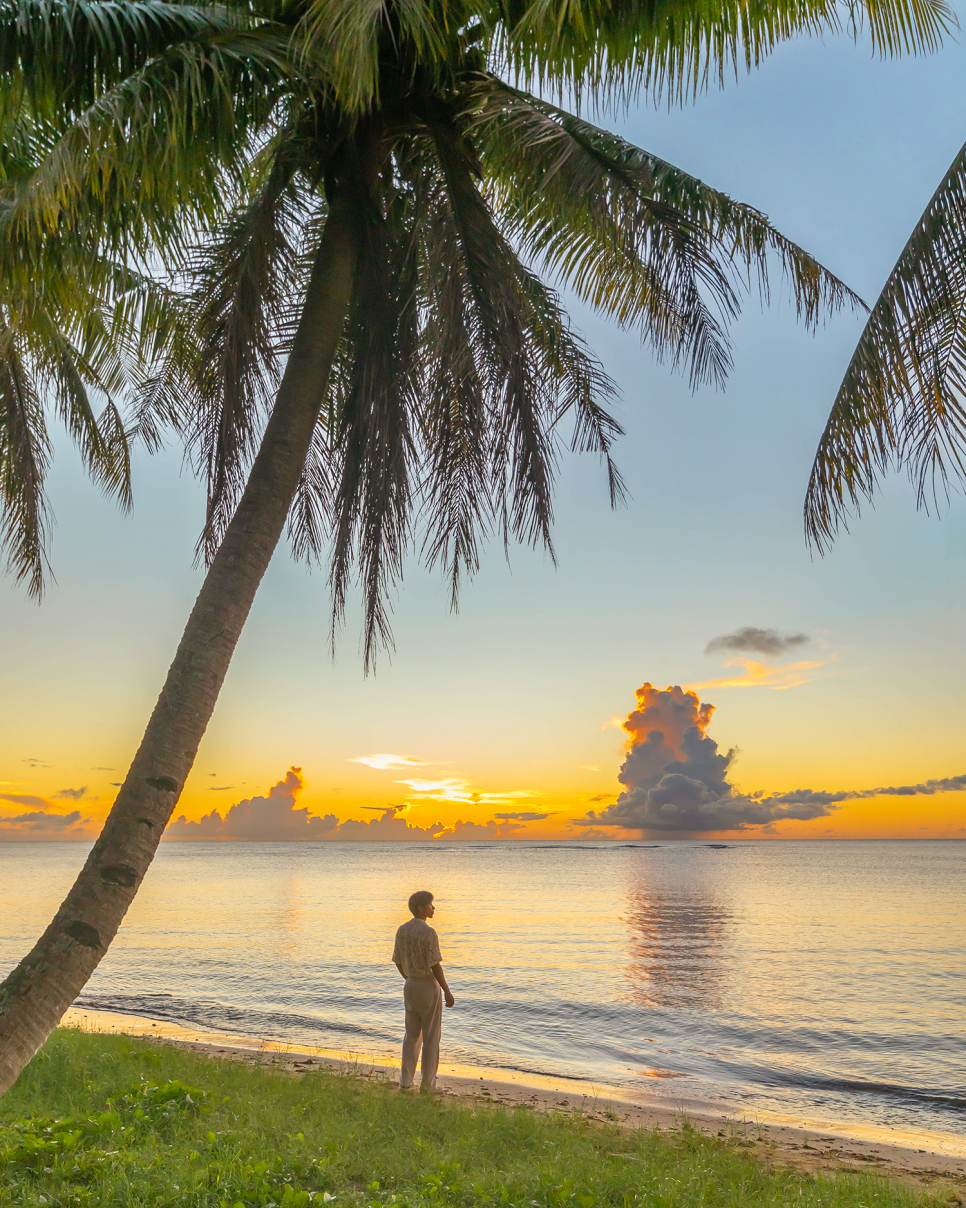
0, 193, 360, 1095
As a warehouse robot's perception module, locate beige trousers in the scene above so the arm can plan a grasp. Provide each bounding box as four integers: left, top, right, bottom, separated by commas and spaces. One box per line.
400, 976, 442, 1090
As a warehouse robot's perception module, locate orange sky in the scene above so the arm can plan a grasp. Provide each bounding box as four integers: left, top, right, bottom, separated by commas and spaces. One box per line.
4, 664, 963, 841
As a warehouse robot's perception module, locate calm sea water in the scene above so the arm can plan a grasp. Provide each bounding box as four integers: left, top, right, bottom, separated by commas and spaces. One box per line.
1, 840, 963, 1136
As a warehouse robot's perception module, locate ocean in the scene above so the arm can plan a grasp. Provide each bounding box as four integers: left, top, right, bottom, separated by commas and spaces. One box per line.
1, 839, 963, 1138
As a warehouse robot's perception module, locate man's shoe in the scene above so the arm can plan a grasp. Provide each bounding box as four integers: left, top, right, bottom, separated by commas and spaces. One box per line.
420, 1085, 444, 1096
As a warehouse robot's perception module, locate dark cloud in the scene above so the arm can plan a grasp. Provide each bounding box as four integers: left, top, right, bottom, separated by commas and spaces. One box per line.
23, 757, 49, 768
54, 786, 87, 801
0, 809, 88, 839
570, 826, 618, 841
0, 793, 49, 808
5, 810, 82, 828
493, 811, 555, 821
866, 773, 966, 797
576, 681, 966, 836
439, 819, 523, 839
705, 627, 810, 659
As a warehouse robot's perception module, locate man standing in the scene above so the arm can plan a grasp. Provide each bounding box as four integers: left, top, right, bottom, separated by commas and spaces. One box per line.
392, 890, 455, 1093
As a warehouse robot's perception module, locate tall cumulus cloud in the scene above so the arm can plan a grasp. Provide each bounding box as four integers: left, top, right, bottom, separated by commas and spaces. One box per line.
577, 682, 966, 835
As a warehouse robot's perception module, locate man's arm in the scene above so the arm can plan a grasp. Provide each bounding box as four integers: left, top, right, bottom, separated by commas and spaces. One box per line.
393, 961, 406, 979
431, 962, 455, 1008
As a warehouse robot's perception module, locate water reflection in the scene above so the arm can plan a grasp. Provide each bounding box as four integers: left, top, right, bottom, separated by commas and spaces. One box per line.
623, 882, 731, 1010
269, 872, 307, 959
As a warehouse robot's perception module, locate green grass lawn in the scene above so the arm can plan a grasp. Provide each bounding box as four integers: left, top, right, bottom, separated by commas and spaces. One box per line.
0, 1030, 946, 1208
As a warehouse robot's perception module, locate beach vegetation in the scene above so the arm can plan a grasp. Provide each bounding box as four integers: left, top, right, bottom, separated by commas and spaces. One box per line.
0, 1030, 949, 1208
0, 0, 953, 1091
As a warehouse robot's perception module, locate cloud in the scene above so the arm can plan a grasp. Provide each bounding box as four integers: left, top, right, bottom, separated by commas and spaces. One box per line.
435, 819, 524, 839
396, 777, 472, 800
164, 770, 552, 842
492, 811, 555, 821
576, 681, 966, 835
4, 810, 82, 829
705, 627, 810, 658
350, 753, 430, 770
23, 757, 49, 768
334, 806, 447, 841
863, 773, 966, 797
54, 786, 87, 801
0, 793, 50, 808
695, 628, 825, 690
166, 771, 448, 841
0, 808, 91, 840
166, 769, 336, 840
395, 777, 537, 805
688, 657, 825, 691
569, 826, 618, 841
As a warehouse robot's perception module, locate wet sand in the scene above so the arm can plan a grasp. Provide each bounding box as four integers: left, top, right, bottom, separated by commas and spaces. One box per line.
62, 1007, 966, 1194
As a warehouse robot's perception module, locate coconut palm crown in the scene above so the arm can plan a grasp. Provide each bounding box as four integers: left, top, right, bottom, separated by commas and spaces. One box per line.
0, 0, 952, 1094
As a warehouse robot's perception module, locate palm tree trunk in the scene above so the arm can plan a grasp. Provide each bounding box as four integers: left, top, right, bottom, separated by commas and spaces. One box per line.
0, 191, 361, 1096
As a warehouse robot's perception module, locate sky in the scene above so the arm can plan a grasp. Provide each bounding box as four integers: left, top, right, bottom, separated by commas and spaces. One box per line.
2, 22, 966, 842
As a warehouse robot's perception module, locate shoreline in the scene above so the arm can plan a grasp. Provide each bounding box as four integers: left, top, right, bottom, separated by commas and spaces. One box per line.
62, 1007, 966, 1191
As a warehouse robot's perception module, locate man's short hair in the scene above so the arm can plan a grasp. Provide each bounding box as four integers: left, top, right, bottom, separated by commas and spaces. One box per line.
408, 890, 434, 916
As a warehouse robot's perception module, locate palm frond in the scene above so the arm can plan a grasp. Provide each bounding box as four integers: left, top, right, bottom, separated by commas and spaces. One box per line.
6, 31, 293, 254
806, 138, 966, 550
430, 116, 559, 557
25, 304, 133, 507
402, 143, 492, 608
0, 328, 51, 597
475, 82, 859, 388
515, 268, 627, 506
189, 157, 307, 563
328, 185, 415, 669
287, 407, 332, 565
0, 0, 253, 119
110, 272, 199, 451
299, 0, 458, 114
496, 0, 953, 109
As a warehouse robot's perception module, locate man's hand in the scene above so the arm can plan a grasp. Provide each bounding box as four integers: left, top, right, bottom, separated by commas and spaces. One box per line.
431, 963, 454, 1007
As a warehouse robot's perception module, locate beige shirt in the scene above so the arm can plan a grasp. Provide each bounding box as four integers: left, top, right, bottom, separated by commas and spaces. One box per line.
392, 917, 442, 979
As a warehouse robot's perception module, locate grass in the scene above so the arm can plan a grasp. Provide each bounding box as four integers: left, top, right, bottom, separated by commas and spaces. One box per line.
0, 1029, 947, 1208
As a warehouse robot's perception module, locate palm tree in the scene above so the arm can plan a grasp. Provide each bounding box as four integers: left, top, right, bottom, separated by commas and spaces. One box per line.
806, 137, 966, 548
0, 0, 950, 1093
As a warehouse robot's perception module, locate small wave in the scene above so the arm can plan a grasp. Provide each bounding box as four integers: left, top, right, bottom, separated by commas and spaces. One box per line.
749, 1064, 966, 1112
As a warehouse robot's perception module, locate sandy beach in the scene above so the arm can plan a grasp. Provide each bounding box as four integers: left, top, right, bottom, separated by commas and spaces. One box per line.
62, 1007, 966, 1195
